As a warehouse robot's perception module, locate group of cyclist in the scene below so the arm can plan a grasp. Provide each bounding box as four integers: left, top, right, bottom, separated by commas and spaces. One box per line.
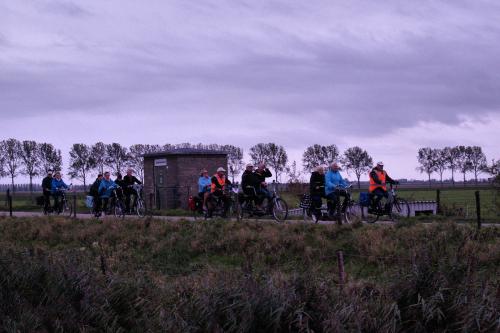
197, 162, 273, 218
41, 168, 142, 216
309, 161, 399, 216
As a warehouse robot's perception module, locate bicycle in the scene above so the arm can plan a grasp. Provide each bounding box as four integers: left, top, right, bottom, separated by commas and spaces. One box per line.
236, 186, 288, 223
102, 185, 125, 219
52, 186, 73, 217
364, 184, 410, 223
302, 185, 357, 224
201, 184, 239, 220
128, 184, 146, 217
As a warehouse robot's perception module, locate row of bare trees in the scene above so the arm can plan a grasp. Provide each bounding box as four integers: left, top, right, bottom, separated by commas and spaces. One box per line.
0, 139, 62, 195
417, 146, 498, 186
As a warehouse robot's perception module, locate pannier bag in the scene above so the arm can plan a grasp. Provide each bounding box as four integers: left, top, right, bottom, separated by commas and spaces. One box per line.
359, 192, 370, 207
85, 196, 94, 208
299, 194, 311, 209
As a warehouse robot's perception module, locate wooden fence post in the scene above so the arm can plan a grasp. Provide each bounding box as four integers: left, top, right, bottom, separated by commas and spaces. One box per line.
73, 194, 77, 218
337, 250, 346, 290
475, 191, 481, 230
436, 189, 441, 214
7, 189, 13, 217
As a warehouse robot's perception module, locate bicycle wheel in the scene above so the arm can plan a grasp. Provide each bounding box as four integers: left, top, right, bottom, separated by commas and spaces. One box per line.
114, 200, 125, 219
272, 198, 288, 223
364, 204, 380, 223
391, 198, 410, 221
136, 199, 146, 217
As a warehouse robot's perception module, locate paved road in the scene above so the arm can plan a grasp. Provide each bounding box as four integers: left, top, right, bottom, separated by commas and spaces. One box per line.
1, 211, 498, 227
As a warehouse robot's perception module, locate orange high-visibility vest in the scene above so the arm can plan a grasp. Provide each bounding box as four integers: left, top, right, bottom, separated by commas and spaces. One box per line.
211, 174, 225, 193
369, 169, 387, 192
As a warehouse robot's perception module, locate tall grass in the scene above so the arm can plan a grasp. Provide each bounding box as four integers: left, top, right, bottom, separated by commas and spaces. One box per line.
0, 216, 498, 332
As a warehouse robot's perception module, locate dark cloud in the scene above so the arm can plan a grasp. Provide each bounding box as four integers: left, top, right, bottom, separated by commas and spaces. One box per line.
0, 0, 499, 174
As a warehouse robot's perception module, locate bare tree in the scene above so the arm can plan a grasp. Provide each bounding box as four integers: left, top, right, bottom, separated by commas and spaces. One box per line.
0, 139, 22, 191
468, 146, 487, 185
286, 160, 302, 183
105, 143, 129, 175
456, 145, 473, 186
302, 144, 339, 172
91, 142, 107, 175
433, 148, 448, 187
342, 146, 373, 189
266, 143, 288, 182
417, 147, 438, 187
442, 146, 460, 186
39, 143, 62, 174
128, 144, 161, 182
20, 140, 40, 199
249, 143, 269, 165
221, 145, 244, 183
68, 144, 95, 190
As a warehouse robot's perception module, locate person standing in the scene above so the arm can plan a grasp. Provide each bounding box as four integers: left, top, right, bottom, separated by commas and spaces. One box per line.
89, 174, 103, 216
41, 169, 53, 214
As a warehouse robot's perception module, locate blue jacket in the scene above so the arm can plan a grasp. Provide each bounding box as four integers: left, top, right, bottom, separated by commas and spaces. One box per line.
325, 170, 348, 196
51, 178, 69, 194
98, 178, 118, 198
198, 176, 211, 193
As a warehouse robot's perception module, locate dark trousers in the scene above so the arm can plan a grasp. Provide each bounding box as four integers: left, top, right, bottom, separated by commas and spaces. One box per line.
43, 191, 52, 212
208, 191, 230, 216
310, 194, 323, 215
53, 193, 63, 213
95, 197, 111, 213
124, 188, 138, 212
370, 188, 388, 209
326, 190, 348, 215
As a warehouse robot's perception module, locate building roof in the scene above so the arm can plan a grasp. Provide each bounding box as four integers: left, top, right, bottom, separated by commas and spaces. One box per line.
143, 148, 228, 158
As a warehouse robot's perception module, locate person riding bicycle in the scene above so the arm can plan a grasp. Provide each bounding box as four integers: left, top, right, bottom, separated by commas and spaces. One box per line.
325, 162, 349, 216
241, 163, 265, 209
309, 165, 326, 216
207, 167, 231, 218
368, 161, 399, 212
254, 162, 273, 206
41, 169, 53, 213
97, 171, 119, 215
198, 169, 211, 212
89, 174, 103, 216
123, 169, 142, 213
51, 171, 70, 213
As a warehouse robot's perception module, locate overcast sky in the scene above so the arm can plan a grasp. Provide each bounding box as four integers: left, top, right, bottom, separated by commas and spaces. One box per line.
1, 0, 499, 182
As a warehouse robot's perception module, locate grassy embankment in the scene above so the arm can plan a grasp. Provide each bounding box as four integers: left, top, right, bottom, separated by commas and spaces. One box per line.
0, 216, 498, 332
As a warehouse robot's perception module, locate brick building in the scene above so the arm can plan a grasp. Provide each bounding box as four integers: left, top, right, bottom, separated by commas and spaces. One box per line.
143, 149, 228, 210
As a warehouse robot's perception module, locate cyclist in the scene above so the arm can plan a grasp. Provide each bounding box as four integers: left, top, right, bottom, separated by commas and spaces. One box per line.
198, 169, 211, 212
368, 161, 399, 212
241, 163, 264, 209
254, 162, 273, 204
41, 169, 53, 214
89, 174, 103, 216
309, 165, 326, 217
325, 162, 349, 217
123, 169, 142, 213
97, 171, 119, 215
51, 171, 70, 213
207, 167, 231, 218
